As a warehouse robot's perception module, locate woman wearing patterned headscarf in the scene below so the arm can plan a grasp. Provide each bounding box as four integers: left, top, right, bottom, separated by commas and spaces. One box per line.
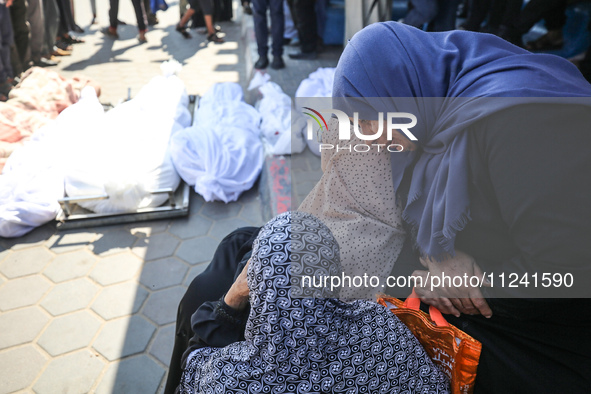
178, 211, 450, 393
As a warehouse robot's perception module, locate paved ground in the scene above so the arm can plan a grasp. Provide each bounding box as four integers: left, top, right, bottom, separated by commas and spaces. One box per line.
0, 1, 341, 393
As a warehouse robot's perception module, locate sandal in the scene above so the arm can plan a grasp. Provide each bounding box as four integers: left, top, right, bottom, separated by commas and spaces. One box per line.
525, 30, 563, 51
176, 24, 192, 39
207, 32, 224, 43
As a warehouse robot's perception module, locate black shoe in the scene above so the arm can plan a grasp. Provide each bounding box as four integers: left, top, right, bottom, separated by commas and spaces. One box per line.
32, 57, 59, 67
254, 56, 269, 69
148, 13, 159, 26
288, 51, 317, 60
243, 2, 252, 15
207, 32, 224, 43
176, 24, 191, 39
271, 56, 285, 69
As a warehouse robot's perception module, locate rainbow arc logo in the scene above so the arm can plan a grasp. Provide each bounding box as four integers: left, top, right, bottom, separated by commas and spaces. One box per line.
302, 107, 328, 132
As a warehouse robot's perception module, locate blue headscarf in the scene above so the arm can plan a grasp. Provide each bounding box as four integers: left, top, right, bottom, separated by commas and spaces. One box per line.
333, 22, 591, 258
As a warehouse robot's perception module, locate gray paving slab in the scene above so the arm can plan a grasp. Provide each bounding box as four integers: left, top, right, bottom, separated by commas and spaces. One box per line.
140, 257, 189, 290
0, 247, 54, 279
0, 275, 52, 311
91, 282, 149, 321
0, 345, 47, 394
37, 310, 102, 356
200, 201, 243, 220
142, 286, 186, 326
33, 349, 105, 394
149, 324, 176, 366
132, 232, 180, 261
92, 315, 156, 361
175, 236, 219, 265
45, 231, 98, 254
209, 218, 254, 242
95, 355, 165, 394
42, 249, 98, 283
0, 306, 49, 350
168, 213, 213, 240
40, 278, 99, 316
126, 219, 171, 238
91, 229, 139, 256
89, 252, 143, 286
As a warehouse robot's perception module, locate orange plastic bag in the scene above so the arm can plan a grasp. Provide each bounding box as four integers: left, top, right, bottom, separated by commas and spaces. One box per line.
377, 290, 482, 394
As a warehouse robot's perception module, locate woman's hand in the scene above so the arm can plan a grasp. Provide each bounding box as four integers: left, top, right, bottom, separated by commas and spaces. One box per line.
224, 260, 250, 311
413, 250, 492, 318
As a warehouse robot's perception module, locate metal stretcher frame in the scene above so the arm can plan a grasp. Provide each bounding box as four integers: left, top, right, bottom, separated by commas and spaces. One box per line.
55, 94, 199, 230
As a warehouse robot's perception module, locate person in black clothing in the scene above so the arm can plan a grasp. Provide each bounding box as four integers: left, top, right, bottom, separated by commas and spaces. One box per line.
251, 0, 285, 69
163, 226, 260, 394
288, 0, 318, 59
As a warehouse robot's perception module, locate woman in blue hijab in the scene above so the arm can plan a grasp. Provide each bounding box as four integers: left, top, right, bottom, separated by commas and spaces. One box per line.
333, 22, 591, 393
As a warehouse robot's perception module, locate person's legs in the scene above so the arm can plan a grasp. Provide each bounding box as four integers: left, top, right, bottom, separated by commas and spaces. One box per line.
403, 0, 438, 28
26, 0, 45, 63
109, 0, 119, 28
0, 4, 15, 84
251, 0, 270, 59
131, 0, 148, 31
163, 227, 260, 394
289, 0, 315, 60
43, 0, 60, 56
269, 0, 284, 62
197, 0, 223, 41
514, 0, 565, 35
8, 0, 29, 68
428, 0, 460, 31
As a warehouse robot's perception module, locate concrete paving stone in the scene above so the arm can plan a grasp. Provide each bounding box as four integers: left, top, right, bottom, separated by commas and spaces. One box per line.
91, 229, 139, 256
142, 286, 186, 326
96, 354, 165, 394
239, 202, 265, 226
89, 252, 143, 286
237, 185, 260, 204
188, 190, 205, 215
149, 324, 175, 366
209, 218, 253, 242
38, 310, 102, 356
0, 274, 4, 287
93, 315, 156, 361
132, 232, 180, 261
175, 236, 218, 265
0, 246, 9, 263
42, 249, 98, 283
0, 247, 54, 279
40, 278, 99, 316
33, 349, 105, 394
126, 219, 171, 238
0, 345, 47, 394
183, 262, 210, 287
0, 306, 49, 350
139, 257, 189, 290
0, 222, 56, 251
200, 201, 242, 220
168, 213, 212, 240
46, 231, 97, 254
92, 282, 149, 320
0, 275, 51, 311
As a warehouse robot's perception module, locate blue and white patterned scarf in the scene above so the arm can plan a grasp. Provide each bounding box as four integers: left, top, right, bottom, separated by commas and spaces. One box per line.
179, 211, 450, 393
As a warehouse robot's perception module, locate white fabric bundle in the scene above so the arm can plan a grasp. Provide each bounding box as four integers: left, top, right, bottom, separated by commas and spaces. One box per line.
64, 75, 190, 213
169, 83, 264, 203
295, 67, 336, 156
0, 86, 102, 237
248, 72, 307, 156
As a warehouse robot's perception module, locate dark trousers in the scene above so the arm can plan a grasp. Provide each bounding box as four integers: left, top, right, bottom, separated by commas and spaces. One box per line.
251, 0, 284, 57
9, 0, 28, 72
43, 0, 60, 57
515, 0, 566, 35
109, 0, 148, 31
294, 0, 317, 53
56, 0, 75, 35
0, 4, 14, 81
163, 226, 260, 394
405, 0, 459, 31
